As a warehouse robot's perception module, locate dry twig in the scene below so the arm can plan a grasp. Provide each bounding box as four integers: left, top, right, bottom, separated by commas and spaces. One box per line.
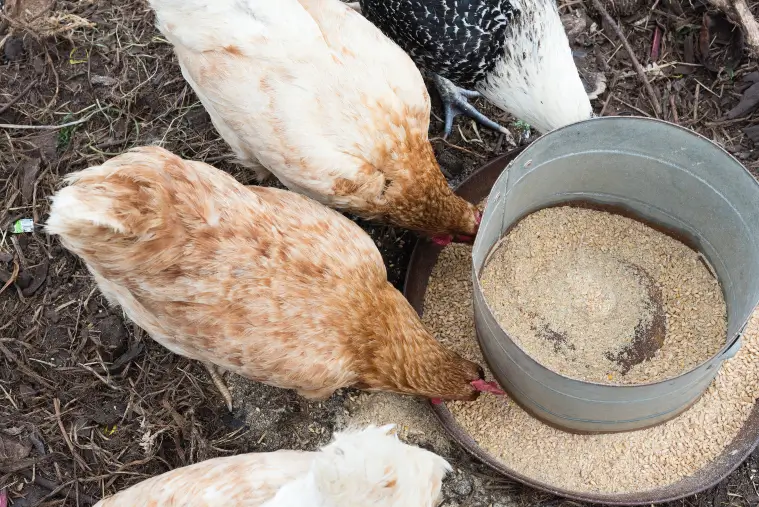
53, 398, 90, 471
0, 80, 37, 116
591, 0, 663, 116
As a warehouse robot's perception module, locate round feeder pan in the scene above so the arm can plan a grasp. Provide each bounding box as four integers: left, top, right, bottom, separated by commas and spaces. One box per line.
403, 124, 759, 505
470, 118, 759, 434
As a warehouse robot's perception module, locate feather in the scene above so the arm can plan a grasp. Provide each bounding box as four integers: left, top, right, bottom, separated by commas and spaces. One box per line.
359, 0, 593, 133
146, 0, 479, 238
94, 425, 450, 507
46, 147, 484, 402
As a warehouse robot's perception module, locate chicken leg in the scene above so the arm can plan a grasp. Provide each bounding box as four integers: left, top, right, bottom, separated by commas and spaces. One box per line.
202, 362, 234, 412
432, 74, 514, 142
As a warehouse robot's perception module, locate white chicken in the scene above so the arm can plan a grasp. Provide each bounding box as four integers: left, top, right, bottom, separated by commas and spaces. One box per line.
45, 147, 498, 411
94, 424, 451, 507
147, 0, 482, 246
353, 0, 595, 138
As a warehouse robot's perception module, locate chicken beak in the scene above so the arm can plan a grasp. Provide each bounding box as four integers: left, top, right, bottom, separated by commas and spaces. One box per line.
471, 379, 506, 396
431, 235, 453, 246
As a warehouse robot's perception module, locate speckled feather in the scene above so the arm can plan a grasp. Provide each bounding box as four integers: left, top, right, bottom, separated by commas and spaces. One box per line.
146, 0, 479, 239
359, 0, 593, 133
359, 0, 515, 88
95, 425, 451, 507
45, 147, 483, 401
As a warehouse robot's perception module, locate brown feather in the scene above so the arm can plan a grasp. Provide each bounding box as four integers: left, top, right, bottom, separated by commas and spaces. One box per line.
46, 147, 482, 402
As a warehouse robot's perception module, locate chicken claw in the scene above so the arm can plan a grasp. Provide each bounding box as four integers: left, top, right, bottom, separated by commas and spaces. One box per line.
203, 362, 233, 412
432, 74, 514, 144
345, 2, 361, 12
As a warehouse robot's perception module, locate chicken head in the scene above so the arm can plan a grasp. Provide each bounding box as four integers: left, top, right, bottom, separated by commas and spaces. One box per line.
346, 285, 489, 402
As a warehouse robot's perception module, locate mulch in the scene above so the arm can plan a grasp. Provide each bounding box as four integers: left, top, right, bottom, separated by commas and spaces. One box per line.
0, 0, 757, 505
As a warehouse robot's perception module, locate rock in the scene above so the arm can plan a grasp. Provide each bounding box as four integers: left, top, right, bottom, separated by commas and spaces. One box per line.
449, 472, 474, 497
3, 36, 23, 61
90, 75, 118, 87
96, 315, 128, 358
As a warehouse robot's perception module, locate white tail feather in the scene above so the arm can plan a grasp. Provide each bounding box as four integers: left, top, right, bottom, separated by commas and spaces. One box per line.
265, 425, 450, 507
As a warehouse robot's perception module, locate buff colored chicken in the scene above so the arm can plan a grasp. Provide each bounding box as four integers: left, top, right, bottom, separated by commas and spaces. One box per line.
45, 147, 502, 411
147, 0, 480, 246
95, 425, 450, 507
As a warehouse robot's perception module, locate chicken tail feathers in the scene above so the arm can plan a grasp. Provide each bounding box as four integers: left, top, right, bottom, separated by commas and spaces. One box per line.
309, 425, 451, 507
46, 146, 179, 241
44, 146, 224, 280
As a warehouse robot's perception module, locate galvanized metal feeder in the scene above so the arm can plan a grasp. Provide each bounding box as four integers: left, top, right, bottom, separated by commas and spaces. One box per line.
403, 116, 759, 504
473, 116, 759, 433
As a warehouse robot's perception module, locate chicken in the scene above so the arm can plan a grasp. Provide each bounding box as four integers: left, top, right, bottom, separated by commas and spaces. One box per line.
354, 0, 594, 138
95, 425, 450, 507
147, 0, 481, 246
45, 146, 493, 411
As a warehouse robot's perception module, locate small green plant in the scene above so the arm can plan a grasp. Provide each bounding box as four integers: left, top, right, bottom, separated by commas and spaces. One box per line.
57, 114, 76, 150
513, 119, 531, 133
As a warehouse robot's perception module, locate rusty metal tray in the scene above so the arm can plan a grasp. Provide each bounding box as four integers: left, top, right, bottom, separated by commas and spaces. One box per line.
402, 150, 759, 505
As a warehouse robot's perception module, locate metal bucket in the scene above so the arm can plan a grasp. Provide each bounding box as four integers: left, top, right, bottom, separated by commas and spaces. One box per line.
473, 116, 759, 434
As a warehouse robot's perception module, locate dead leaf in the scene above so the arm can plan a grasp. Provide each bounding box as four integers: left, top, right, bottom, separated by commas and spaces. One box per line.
90, 75, 118, 87
744, 125, 759, 144
20, 257, 48, 297
561, 13, 588, 44
698, 11, 744, 72
20, 157, 40, 205
651, 25, 663, 62
726, 82, 759, 119
28, 131, 58, 164
684, 33, 696, 64
0, 434, 31, 465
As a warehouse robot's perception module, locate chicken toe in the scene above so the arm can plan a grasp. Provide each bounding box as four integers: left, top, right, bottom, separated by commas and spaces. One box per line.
432, 74, 514, 145
202, 362, 233, 412
345, 2, 361, 12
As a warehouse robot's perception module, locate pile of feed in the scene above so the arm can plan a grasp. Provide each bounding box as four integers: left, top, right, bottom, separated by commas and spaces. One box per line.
479, 206, 727, 384
422, 207, 759, 494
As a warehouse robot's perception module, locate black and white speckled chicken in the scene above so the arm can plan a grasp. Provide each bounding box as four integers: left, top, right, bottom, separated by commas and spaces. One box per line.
351, 0, 595, 139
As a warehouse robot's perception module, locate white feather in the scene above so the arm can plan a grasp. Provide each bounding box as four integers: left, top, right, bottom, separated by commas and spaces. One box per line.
264, 425, 451, 507
147, 0, 431, 210
479, 0, 593, 133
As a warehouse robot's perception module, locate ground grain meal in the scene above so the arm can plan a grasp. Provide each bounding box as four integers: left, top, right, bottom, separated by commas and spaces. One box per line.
423, 240, 759, 494
479, 206, 726, 384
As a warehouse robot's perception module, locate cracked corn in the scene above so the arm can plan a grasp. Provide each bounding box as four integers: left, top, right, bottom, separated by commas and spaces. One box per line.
479, 206, 727, 384
423, 240, 758, 494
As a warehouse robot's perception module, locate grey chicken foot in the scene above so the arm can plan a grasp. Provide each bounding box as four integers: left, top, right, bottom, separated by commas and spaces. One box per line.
345, 2, 361, 12
203, 362, 234, 412
432, 74, 514, 143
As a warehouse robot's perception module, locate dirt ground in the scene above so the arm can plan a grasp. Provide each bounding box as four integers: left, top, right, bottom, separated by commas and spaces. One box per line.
0, 0, 758, 506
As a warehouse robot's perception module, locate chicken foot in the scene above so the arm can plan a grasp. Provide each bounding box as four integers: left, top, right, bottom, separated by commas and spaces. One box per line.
202, 362, 234, 412
345, 2, 361, 12
432, 74, 514, 143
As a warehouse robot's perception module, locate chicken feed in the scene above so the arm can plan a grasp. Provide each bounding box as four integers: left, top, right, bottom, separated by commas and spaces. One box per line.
422, 223, 759, 494
479, 206, 727, 385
